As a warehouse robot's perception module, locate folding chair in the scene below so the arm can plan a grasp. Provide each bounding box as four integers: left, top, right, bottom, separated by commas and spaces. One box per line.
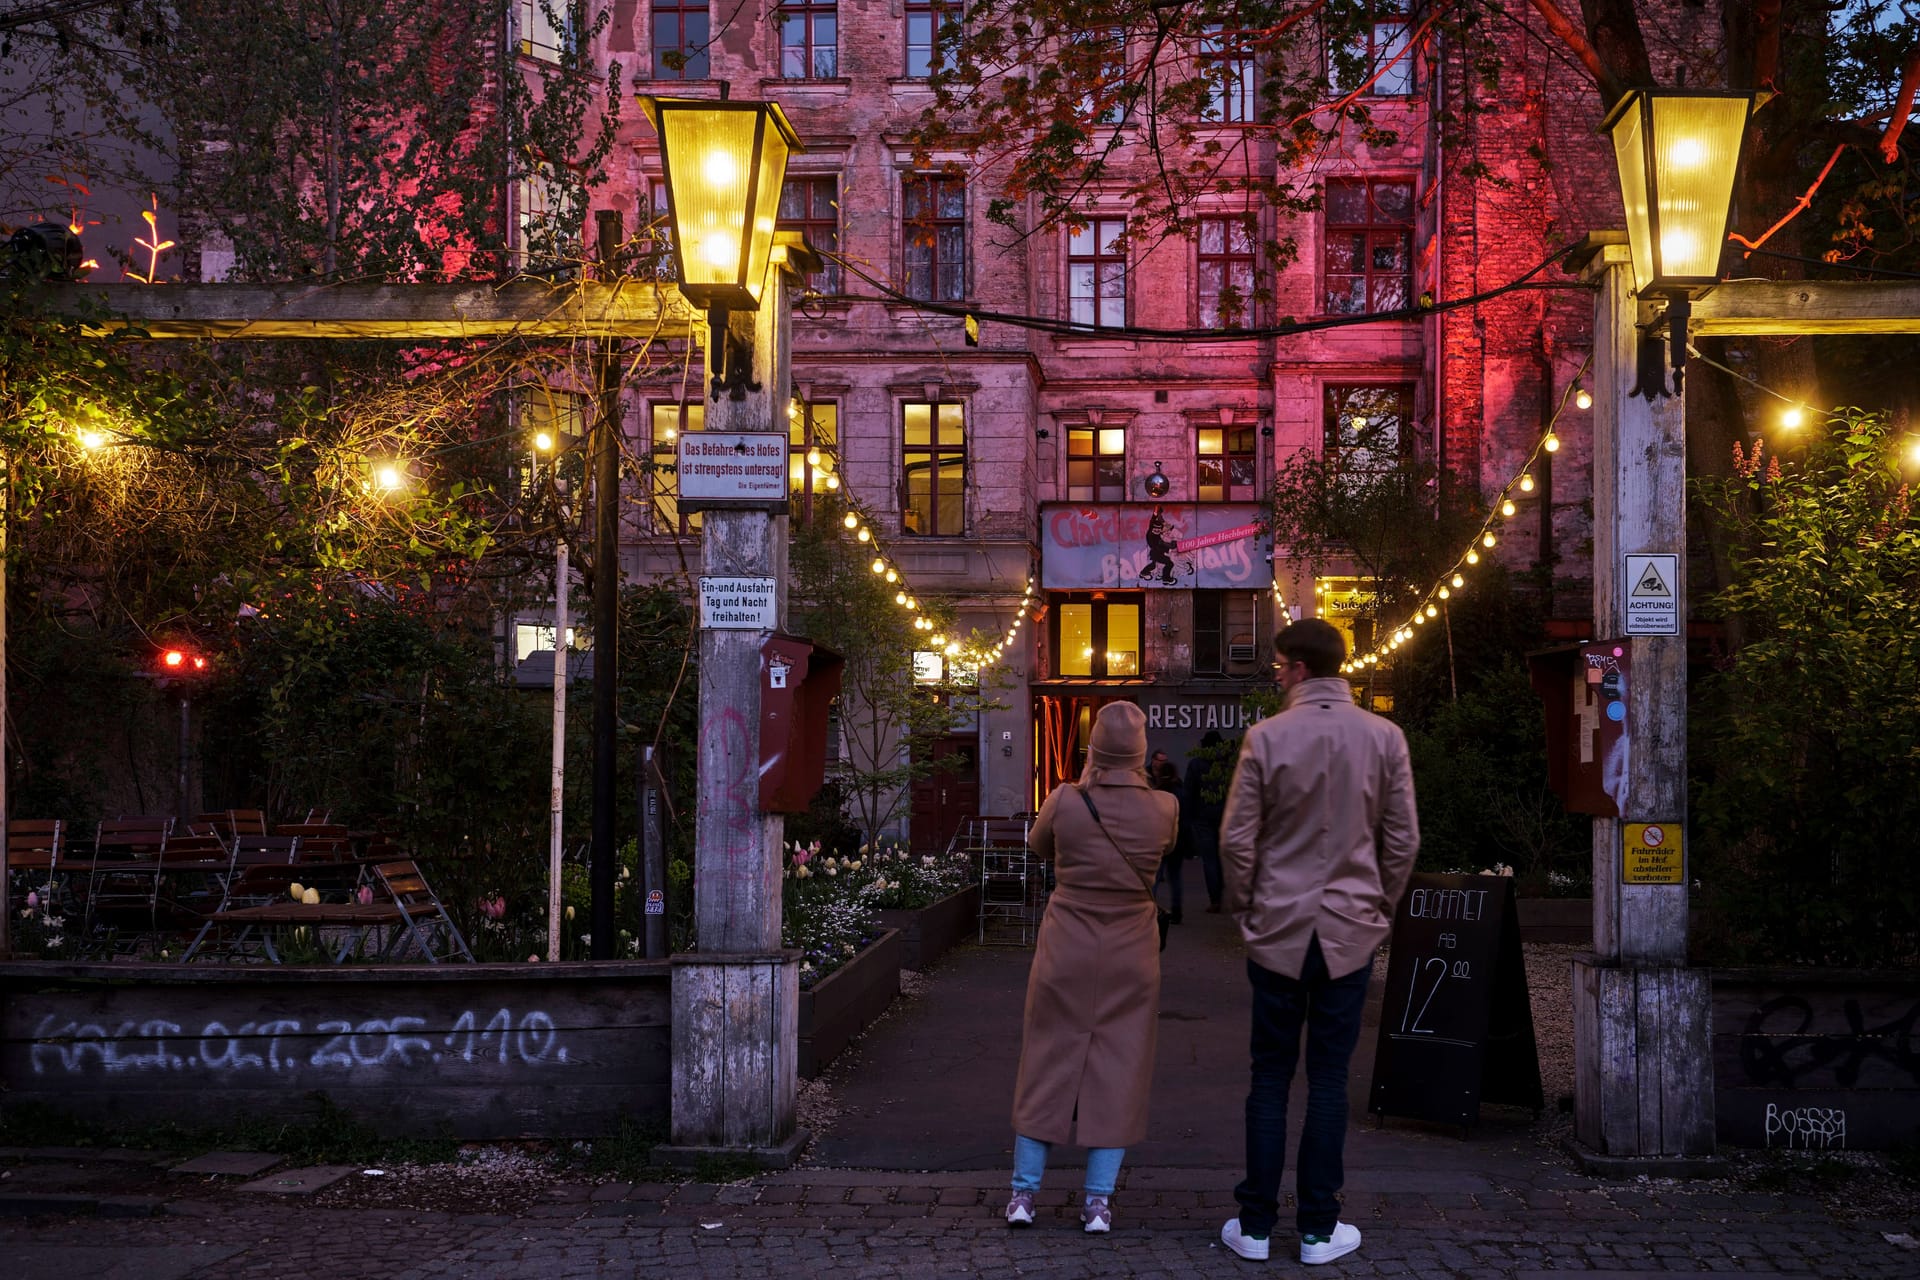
373, 860, 475, 962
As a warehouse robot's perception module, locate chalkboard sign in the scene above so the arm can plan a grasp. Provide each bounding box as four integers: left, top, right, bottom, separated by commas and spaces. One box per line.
1368, 873, 1543, 1129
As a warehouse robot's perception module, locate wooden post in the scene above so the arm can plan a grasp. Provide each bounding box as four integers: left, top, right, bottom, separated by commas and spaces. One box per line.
1571, 244, 1718, 1171
661, 261, 804, 1165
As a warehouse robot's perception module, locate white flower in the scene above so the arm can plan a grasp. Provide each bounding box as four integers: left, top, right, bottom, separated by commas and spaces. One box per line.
827, 867, 838, 877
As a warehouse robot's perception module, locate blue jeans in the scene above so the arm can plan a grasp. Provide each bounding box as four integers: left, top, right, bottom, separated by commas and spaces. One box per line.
1011, 1134, 1125, 1195
1234, 936, 1371, 1239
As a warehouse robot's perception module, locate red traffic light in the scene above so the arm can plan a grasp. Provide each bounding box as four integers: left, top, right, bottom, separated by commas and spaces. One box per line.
160, 648, 208, 673
163, 650, 185, 668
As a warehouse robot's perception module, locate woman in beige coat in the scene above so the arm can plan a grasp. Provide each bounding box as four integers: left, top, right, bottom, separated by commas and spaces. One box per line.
1006, 701, 1178, 1233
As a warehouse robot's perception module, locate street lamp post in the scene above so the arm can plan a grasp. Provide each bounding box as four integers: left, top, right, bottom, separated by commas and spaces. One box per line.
1572, 87, 1751, 1171
642, 94, 811, 1163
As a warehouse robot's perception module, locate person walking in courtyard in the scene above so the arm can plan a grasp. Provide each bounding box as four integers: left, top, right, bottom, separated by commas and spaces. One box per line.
1149, 748, 1190, 923
1216, 620, 1420, 1265
1007, 700, 1178, 1234
1183, 730, 1228, 913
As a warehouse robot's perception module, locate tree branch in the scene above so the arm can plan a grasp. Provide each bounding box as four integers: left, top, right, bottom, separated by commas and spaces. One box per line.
1524, 0, 1610, 96
1881, 44, 1920, 165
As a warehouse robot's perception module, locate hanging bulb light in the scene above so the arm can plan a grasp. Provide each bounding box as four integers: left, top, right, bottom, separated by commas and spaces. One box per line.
1519, 473, 1535, 493
1501, 499, 1517, 517
1466, 548, 1480, 565
1483, 531, 1497, 548
907, 597, 917, 609
1426, 604, 1439, 618
896, 591, 908, 605
1543, 432, 1561, 454
857, 527, 871, 542
1781, 405, 1805, 429
806, 447, 822, 467
1413, 612, 1424, 625
932, 633, 946, 647
826, 474, 840, 490
885, 569, 898, 583
1575, 387, 1593, 410
1451, 573, 1464, 588
871, 558, 886, 574
843, 512, 859, 529
1439, 586, 1451, 599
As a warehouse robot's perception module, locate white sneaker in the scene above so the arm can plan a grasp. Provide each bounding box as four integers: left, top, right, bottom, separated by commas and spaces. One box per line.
1005, 1192, 1034, 1226
1081, 1194, 1111, 1233
1299, 1221, 1361, 1264
1220, 1217, 1270, 1261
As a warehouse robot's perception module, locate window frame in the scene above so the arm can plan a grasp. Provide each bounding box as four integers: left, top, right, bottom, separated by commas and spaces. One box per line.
650, 400, 704, 534
1322, 176, 1415, 317
1065, 423, 1127, 502
905, 0, 961, 78
651, 0, 710, 79
1196, 213, 1257, 329
1200, 24, 1256, 123
902, 173, 967, 303
777, 0, 839, 79
788, 398, 838, 523
901, 399, 967, 537
1322, 382, 1416, 479
518, 0, 581, 61
1195, 421, 1259, 502
778, 174, 843, 294
1049, 591, 1144, 680
1326, 1, 1418, 98
1068, 217, 1128, 329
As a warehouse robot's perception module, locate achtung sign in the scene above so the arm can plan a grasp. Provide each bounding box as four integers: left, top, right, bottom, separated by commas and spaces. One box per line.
1623, 553, 1679, 635
1623, 822, 1684, 884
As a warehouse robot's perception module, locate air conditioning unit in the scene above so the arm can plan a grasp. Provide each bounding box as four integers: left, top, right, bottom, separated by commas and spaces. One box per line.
1227, 642, 1257, 665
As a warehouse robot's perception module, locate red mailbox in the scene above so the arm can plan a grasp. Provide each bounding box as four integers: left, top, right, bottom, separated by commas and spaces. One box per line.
1527, 640, 1631, 818
759, 634, 845, 814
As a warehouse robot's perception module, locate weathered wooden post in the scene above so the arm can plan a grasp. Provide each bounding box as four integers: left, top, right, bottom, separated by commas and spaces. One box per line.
1570, 239, 1717, 1171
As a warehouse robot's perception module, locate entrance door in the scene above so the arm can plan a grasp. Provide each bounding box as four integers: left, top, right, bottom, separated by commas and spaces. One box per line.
910, 735, 979, 853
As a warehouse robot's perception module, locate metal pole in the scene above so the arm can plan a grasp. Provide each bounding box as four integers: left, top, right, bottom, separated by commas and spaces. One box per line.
548, 481, 569, 962
178, 693, 191, 824
640, 743, 667, 959
589, 209, 623, 961
0, 460, 10, 956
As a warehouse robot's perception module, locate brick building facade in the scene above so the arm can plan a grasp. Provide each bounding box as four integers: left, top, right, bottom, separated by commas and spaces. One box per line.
508, 0, 1645, 849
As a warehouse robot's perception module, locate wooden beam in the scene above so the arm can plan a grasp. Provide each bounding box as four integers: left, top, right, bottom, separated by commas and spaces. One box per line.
1690, 279, 1920, 336
40, 280, 699, 340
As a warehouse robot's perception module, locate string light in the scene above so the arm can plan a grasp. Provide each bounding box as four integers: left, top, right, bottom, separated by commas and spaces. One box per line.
1519, 473, 1535, 493
1575, 388, 1593, 410
1781, 406, 1805, 429
1543, 432, 1561, 453
843, 512, 859, 529
1500, 498, 1516, 517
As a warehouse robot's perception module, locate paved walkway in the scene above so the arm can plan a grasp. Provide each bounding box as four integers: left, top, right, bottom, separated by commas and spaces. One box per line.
4, 895, 1917, 1277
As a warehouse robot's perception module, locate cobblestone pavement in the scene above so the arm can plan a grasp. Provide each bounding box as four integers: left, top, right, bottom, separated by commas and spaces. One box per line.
5, 1162, 1918, 1278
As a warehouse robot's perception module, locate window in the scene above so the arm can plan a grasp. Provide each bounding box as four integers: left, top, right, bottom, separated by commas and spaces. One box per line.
903, 175, 966, 302
788, 399, 838, 521
638, 178, 678, 280
520, 387, 586, 496
1074, 28, 1127, 124
778, 0, 838, 78
1328, 0, 1416, 97
518, 0, 579, 60
902, 400, 965, 536
650, 401, 704, 533
515, 622, 581, 662
1197, 215, 1256, 328
905, 0, 959, 77
778, 176, 841, 294
1069, 218, 1127, 328
1066, 424, 1126, 501
1053, 593, 1142, 678
1192, 591, 1257, 674
652, 0, 709, 78
1201, 25, 1255, 123
1323, 383, 1414, 476
517, 167, 579, 264
1323, 177, 1413, 315
1196, 422, 1257, 501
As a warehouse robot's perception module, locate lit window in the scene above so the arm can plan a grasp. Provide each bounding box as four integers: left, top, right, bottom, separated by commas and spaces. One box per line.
1197, 215, 1257, 328
778, 176, 842, 294
515, 623, 582, 662
1053, 594, 1142, 678
1196, 422, 1257, 501
651, 401, 704, 534
1324, 177, 1414, 315
518, 0, 580, 61
778, 0, 838, 78
903, 174, 966, 302
902, 401, 966, 536
652, 0, 709, 78
1069, 218, 1127, 328
788, 399, 838, 521
1066, 424, 1126, 501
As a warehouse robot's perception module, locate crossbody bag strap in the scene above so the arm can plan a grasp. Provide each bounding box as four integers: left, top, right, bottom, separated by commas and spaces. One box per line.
1076, 784, 1160, 901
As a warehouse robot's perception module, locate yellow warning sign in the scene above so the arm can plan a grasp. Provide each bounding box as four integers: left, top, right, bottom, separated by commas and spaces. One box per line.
1623, 822, 1684, 884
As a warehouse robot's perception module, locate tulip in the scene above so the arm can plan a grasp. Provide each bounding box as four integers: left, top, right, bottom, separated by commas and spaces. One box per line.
302, 887, 321, 904
357, 884, 375, 906
289, 882, 306, 901
25, 891, 38, 909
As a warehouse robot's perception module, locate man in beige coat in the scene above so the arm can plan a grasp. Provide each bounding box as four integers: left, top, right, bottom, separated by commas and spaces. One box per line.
1216, 619, 1420, 1266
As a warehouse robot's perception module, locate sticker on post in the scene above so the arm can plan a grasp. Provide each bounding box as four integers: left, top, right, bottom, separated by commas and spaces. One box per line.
645, 889, 665, 916
1623, 822, 1684, 884
1623, 554, 1678, 635
699, 576, 777, 630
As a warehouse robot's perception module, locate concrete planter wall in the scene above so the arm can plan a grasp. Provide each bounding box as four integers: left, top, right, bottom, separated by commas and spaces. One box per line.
1712, 968, 1920, 1151
0, 960, 671, 1139
874, 885, 980, 970
797, 929, 901, 1080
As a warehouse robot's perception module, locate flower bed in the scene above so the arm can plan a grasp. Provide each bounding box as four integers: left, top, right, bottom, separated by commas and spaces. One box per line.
797, 927, 902, 1079
876, 885, 981, 970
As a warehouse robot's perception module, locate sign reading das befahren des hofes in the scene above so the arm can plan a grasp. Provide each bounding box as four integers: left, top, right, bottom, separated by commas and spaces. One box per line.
677, 431, 788, 508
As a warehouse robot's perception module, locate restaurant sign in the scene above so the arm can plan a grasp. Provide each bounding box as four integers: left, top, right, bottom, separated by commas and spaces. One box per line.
1041, 503, 1271, 590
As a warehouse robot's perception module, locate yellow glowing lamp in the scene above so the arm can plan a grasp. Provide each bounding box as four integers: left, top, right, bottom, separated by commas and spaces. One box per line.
1501, 499, 1517, 517
1781, 406, 1805, 429
1482, 530, 1497, 548
1604, 89, 1754, 295
1451, 573, 1464, 588
640, 96, 802, 310
857, 527, 871, 542
1519, 473, 1535, 493
843, 512, 859, 529
78, 428, 109, 451
1543, 432, 1561, 454
374, 461, 408, 492
1466, 548, 1480, 564
534, 430, 555, 453
896, 591, 908, 605
1575, 388, 1593, 411
870, 557, 886, 574
885, 569, 898, 583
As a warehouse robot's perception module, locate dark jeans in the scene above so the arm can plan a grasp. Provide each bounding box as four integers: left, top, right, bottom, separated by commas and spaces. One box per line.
1187, 824, 1223, 906
1234, 936, 1371, 1239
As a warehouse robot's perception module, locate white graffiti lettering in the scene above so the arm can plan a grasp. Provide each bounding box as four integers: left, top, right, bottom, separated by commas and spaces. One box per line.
28, 1009, 570, 1075
1764, 1103, 1847, 1150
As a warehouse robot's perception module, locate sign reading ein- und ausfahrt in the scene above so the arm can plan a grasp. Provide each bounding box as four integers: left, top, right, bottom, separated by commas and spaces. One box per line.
1623, 553, 1679, 635
700, 576, 777, 631
677, 432, 790, 509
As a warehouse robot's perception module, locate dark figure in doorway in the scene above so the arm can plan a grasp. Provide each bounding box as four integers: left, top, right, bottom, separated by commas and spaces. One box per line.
1183, 730, 1227, 913
1149, 750, 1189, 922
1139, 507, 1180, 585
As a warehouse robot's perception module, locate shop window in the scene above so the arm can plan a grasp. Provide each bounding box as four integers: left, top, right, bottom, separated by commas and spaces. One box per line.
1053, 593, 1142, 678
1069, 217, 1127, 328
1327, 0, 1416, 97
1066, 423, 1126, 501
650, 401, 703, 534
652, 0, 709, 78
778, 0, 838, 78
1324, 177, 1413, 315
1196, 421, 1257, 501
902, 400, 966, 535
778, 175, 842, 293
1323, 383, 1414, 480
788, 399, 838, 521
1198, 215, 1256, 329
903, 174, 966, 302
